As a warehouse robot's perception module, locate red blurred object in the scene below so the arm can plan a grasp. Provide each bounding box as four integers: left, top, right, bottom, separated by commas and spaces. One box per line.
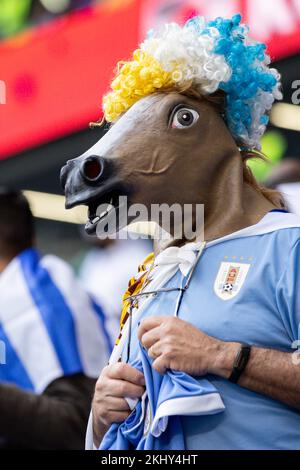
0, 1, 141, 159
1, 0, 300, 160
141, 0, 300, 60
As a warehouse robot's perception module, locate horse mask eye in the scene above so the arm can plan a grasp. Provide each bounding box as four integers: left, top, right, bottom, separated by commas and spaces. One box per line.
171, 107, 199, 129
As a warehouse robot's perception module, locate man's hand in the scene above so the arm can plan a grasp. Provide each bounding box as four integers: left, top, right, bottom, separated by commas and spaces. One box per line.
138, 316, 240, 376
92, 363, 145, 447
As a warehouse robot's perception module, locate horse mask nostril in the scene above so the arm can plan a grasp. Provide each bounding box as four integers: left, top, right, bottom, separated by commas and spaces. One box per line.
80, 156, 104, 183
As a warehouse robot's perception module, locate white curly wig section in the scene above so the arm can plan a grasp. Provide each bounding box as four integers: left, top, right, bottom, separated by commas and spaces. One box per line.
140, 19, 282, 150
141, 22, 232, 95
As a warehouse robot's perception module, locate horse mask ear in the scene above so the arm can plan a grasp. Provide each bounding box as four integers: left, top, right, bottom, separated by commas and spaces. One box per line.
89, 118, 106, 129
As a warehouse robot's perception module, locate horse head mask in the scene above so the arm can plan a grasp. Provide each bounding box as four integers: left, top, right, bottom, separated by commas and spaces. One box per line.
61, 14, 282, 243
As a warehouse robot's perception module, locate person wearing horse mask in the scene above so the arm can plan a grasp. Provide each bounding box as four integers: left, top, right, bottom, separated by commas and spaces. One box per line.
61, 14, 300, 450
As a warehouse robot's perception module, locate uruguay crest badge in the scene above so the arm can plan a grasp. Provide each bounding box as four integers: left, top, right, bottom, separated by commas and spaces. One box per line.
214, 262, 251, 300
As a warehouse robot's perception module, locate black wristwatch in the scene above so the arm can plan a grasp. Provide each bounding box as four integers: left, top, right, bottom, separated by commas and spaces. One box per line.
228, 344, 251, 384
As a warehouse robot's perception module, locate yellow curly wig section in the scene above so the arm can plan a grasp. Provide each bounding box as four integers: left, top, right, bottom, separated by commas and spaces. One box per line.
103, 49, 175, 122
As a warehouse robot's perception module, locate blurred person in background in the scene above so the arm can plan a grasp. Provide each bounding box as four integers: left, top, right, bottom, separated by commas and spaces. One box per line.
78, 236, 152, 340
266, 157, 300, 188
267, 157, 300, 217
0, 189, 112, 449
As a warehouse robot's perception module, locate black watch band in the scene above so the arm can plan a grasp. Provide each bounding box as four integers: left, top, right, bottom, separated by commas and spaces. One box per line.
228, 344, 251, 384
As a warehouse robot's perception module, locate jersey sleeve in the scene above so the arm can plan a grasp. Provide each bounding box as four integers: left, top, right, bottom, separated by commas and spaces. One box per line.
276, 238, 300, 345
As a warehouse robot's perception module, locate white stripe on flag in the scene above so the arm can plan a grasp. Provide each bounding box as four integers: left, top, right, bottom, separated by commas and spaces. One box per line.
42, 256, 109, 378
0, 258, 63, 392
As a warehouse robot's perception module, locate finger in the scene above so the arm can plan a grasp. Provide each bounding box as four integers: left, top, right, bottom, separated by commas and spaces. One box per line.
152, 356, 168, 375
108, 362, 145, 386
140, 326, 162, 350
108, 411, 131, 424
107, 378, 145, 399
138, 316, 165, 340
148, 341, 163, 360
106, 397, 131, 412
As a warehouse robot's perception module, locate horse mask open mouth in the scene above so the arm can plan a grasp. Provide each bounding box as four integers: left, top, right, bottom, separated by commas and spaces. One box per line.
60, 14, 282, 236
60, 137, 126, 235
60, 151, 125, 235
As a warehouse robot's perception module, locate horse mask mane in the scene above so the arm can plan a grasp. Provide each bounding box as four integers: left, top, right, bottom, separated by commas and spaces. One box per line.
61, 14, 283, 241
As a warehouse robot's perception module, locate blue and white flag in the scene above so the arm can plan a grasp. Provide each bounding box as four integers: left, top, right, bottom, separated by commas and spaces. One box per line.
100, 342, 224, 450
0, 248, 113, 393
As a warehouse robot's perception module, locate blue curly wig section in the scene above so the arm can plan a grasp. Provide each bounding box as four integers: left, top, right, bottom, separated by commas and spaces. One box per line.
185, 13, 282, 150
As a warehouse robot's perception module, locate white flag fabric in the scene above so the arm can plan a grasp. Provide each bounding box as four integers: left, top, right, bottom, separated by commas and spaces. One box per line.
0, 248, 113, 393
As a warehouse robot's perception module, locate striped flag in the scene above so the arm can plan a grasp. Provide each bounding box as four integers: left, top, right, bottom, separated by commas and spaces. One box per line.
0, 248, 113, 393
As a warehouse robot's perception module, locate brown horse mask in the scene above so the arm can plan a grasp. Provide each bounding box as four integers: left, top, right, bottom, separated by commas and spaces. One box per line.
61, 90, 278, 249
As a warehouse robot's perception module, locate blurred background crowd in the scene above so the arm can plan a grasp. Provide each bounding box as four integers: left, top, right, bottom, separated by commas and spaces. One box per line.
0, 0, 300, 449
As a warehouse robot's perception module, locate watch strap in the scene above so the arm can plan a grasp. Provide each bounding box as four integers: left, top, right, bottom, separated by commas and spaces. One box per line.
228, 344, 251, 384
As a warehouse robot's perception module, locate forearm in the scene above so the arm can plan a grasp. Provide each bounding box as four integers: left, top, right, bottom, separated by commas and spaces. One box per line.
0, 374, 95, 449
212, 341, 300, 409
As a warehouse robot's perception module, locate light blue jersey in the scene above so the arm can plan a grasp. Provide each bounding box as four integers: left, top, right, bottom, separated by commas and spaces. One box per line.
100, 342, 224, 450
118, 211, 300, 450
